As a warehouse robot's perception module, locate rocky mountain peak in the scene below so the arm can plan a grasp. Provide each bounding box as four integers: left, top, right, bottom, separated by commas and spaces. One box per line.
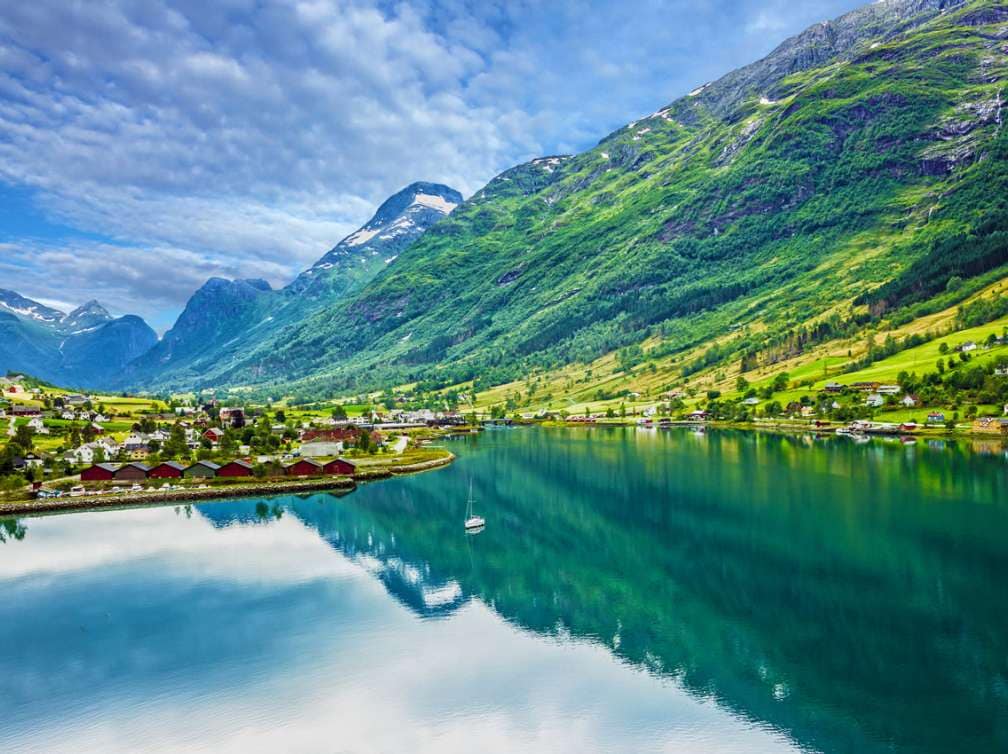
62, 299, 112, 331
288, 181, 462, 295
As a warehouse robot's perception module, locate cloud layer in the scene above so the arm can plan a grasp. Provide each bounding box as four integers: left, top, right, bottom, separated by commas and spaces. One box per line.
0, 0, 862, 330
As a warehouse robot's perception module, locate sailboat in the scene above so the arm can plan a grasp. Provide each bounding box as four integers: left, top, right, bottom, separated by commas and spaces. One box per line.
464, 478, 485, 532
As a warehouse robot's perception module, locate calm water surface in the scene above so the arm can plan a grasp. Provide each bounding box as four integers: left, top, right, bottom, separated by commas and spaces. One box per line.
2, 427, 1007, 753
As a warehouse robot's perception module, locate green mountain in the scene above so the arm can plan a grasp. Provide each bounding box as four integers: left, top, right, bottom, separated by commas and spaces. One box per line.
137, 0, 1008, 400
122, 182, 462, 390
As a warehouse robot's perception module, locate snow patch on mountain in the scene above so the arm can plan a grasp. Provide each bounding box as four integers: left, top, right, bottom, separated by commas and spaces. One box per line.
412, 193, 458, 213
344, 227, 381, 247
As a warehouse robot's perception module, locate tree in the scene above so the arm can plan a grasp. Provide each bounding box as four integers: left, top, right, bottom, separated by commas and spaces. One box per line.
357, 431, 372, 453
735, 376, 749, 393
938, 342, 949, 355
163, 424, 188, 459
13, 425, 34, 451
331, 405, 348, 420
220, 429, 239, 456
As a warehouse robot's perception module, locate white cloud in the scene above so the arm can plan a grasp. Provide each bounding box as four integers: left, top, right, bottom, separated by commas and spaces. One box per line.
0, 0, 865, 327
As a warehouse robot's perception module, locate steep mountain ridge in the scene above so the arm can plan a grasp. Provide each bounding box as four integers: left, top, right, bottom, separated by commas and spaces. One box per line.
289, 182, 462, 297
160, 0, 1008, 399
122, 182, 462, 390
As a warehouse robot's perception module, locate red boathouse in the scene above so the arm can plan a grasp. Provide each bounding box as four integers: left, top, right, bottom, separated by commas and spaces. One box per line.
81, 463, 118, 482
218, 459, 254, 477
285, 458, 323, 477
149, 461, 185, 479
322, 458, 356, 476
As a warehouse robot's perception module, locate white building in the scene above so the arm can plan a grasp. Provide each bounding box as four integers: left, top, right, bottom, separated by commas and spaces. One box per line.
866, 394, 885, 408
300, 441, 344, 457
65, 446, 95, 465
27, 417, 49, 434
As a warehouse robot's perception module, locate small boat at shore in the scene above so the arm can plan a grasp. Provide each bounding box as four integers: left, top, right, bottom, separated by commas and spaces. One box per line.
464, 479, 485, 533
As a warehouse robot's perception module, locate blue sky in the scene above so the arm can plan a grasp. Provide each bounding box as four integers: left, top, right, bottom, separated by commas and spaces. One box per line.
0, 0, 864, 333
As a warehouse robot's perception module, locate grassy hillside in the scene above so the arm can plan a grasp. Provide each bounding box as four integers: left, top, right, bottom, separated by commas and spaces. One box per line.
141, 1, 1008, 406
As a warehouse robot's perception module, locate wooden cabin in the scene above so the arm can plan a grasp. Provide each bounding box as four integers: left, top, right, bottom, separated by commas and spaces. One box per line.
113, 462, 151, 481
184, 460, 220, 479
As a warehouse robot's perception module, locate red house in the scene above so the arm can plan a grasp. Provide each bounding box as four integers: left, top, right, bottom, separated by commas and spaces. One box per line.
218, 459, 254, 477
81, 463, 118, 481
149, 461, 185, 479
285, 458, 323, 477
300, 427, 359, 443
322, 458, 356, 476
203, 428, 224, 443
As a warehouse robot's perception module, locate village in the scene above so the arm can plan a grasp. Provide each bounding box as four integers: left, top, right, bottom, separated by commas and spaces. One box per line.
3, 339, 1008, 504
0, 375, 464, 504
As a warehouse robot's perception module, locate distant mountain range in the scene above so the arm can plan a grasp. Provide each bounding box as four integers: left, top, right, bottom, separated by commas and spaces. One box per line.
5, 0, 1008, 400
0, 291, 157, 388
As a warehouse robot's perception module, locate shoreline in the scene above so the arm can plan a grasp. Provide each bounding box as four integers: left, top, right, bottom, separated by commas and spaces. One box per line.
1, 450, 456, 518
540, 418, 1004, 442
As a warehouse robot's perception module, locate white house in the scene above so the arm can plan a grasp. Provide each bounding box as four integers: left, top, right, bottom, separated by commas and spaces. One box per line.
901, 395, 919, 408
60, 410, 76, 420
877, 385, 902, 396
65, 446, 95, 465
866, 393, 885, 408
956, 341, 977, 353
742, 397, 761, 406
123, 433, 148, 450
27, 417, 49, 434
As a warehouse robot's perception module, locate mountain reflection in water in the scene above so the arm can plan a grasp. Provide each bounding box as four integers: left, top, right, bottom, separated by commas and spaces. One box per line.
2, 427, 1006, 753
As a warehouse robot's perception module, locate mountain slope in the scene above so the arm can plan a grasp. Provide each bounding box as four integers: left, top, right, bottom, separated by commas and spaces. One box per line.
165, 0, 1008, 400
124, 182, 461, 391
289, 182, 462, 298
0, 291, 157, 388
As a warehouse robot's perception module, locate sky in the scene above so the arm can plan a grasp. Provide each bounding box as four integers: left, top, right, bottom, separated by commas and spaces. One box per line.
0, 0, 864, 333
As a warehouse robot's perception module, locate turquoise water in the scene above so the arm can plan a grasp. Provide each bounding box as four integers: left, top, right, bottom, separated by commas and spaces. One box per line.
2, 427, 1007, 753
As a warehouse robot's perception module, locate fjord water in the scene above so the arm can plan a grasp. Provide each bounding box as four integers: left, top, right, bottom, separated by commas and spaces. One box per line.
2, 428, 1007, 753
